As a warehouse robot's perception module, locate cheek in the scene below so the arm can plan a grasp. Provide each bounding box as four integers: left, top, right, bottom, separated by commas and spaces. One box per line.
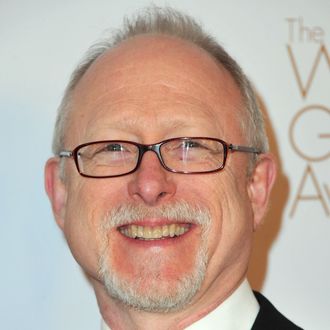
185, 171, 253, 263
62, 179, 127, 277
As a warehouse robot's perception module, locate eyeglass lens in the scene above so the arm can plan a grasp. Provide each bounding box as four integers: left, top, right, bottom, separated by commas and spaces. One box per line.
75, 138, 226, 177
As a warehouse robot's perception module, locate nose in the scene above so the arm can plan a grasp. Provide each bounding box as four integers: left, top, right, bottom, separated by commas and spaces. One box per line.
127, 151, 176, 206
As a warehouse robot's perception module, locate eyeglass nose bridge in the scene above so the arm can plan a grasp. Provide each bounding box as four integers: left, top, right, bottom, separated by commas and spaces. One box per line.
136, 142, 170, 173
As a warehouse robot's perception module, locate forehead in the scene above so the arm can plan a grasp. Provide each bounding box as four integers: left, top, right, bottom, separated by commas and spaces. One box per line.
67, 35, 244, 145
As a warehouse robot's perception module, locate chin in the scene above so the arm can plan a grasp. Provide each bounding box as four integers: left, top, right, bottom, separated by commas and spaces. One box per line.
98, 246, 208, 313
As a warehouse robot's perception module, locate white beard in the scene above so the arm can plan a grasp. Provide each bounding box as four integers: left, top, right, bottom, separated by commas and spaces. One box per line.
98, 201, 211, 312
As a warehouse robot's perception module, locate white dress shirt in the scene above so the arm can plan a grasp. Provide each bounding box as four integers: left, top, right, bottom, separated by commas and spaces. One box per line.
101, 279, 259, 330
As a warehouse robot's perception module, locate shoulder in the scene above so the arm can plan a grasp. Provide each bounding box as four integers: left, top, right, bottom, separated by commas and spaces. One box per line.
252, 292, 304, 330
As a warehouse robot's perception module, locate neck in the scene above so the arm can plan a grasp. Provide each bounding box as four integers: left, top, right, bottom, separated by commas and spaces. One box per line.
91, 271, 246, 330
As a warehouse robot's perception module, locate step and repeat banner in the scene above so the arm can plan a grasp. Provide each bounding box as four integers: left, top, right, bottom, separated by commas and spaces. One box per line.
1, 1, 329, 329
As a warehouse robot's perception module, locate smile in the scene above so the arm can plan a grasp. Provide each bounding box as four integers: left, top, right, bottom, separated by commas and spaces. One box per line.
118, 223, 191, 240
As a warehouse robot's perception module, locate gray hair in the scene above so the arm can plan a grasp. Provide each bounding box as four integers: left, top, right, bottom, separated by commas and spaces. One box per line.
52, 6, 268, 157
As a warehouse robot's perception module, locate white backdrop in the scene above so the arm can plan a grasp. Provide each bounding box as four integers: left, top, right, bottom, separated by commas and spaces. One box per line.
1, 1, 329, 329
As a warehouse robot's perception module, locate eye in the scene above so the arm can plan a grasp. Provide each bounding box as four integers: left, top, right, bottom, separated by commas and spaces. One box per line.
103, 143, 124, 152
86, 142, 131, 159
182, 140, 206, 149
163, 139, 208, 161
90, 142, 137, 163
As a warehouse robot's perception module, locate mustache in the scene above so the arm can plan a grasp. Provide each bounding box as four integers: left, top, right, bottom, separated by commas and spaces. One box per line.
102, 201, 211, 230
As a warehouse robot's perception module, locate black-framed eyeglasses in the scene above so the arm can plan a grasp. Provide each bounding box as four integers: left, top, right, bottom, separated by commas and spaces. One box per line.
58, 137, 261, 178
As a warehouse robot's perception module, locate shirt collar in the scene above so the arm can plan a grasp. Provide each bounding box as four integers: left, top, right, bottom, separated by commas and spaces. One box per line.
186, 279, 259, 330
101, 279, 259, 330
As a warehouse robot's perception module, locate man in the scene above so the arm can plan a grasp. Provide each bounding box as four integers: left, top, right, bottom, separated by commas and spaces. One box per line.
45, 7, 302, 330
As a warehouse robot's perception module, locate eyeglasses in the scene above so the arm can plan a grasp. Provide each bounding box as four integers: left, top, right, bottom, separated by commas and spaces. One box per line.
58, 137, 261, 178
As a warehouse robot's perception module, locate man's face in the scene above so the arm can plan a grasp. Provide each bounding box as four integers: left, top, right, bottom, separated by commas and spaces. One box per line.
46, 35, 272, 312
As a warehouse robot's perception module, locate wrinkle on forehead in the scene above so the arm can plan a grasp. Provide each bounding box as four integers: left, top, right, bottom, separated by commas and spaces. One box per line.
67, 34, 245, 146
72, 34, 242, 106
73, 68, 239, 114
81, 105, 226, 144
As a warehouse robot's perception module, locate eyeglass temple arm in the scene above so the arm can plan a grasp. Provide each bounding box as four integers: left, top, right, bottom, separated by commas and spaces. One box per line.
58, 151, 73, 158
229, 144, 261, 154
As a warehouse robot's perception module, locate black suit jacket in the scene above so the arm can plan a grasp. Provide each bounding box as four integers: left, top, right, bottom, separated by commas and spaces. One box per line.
252, 292, 303, 330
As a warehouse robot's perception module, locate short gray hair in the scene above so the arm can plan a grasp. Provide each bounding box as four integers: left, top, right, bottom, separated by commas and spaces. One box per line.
52, 6, 268, 157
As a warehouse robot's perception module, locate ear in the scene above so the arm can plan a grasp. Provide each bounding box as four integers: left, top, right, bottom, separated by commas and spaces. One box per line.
44, 158, 67, 230
247, 154, 277, 231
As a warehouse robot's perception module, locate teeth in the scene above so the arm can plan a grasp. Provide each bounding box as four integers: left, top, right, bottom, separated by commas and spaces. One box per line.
131, 225, 138, 238
119, 224, 190, 240
169, 224, 176, 237
143, 226, 151, 239
162, 225, 169, 237
153, 226, 162, 239
137, 226, 144, 238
